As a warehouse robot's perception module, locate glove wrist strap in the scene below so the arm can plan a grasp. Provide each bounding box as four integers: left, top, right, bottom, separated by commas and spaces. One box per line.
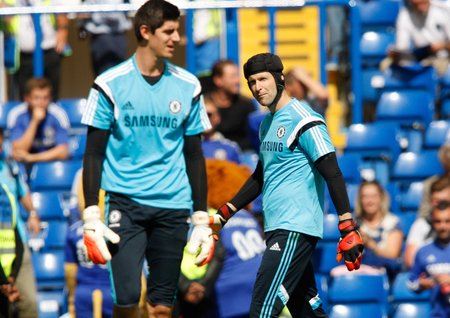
338, 219, 358, 237
217, 203, 236, 222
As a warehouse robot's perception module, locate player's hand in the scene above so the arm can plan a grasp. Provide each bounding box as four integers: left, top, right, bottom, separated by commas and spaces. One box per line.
336, 218, 364, 271
82, 205, 120, 264
187, 211, 217, 266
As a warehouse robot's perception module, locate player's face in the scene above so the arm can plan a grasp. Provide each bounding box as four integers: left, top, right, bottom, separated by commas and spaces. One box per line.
409, 0, 430, 14
148, 20, 180, 58
431, 205, 450, 242
248, 72, 277, 107
25, 88, 51, 111
359, 184, 383, 217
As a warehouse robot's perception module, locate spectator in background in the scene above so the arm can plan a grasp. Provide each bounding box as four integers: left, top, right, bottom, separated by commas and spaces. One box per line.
386, 0, 450, 75
65, 187, 113, 318
209, 60, 256, 151
418, 143, 450, 219
284, 66, 329, 117
206, 159, 265, 318
355, 180, 403, 280
7, 77, 70, 177
404, 175, 450, 269
77, 0, 132, 76
192, 1, 223, 78
0, 127, 39, 318
0, 0, 70, 100
408, 182, 450, 318
201, 94, 242, 164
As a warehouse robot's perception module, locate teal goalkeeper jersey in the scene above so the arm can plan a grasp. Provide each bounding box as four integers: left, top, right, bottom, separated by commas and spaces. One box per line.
82, 55, 211, 209
259, 99, 335, 238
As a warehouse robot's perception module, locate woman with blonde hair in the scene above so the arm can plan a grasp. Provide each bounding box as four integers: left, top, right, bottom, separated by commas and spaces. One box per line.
354, 180, 404, 280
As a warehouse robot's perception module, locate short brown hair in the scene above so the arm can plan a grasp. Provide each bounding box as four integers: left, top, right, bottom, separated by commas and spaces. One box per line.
24, 77, 52, 96
430, 175, 450, 194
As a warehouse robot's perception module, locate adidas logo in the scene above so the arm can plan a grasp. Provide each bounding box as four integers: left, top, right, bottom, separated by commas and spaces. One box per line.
122, 101, 134, 110
269, 242, 281, 251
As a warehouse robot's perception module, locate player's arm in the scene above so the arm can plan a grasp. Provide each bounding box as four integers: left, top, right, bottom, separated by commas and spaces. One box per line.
314, 152, 364, 271
83, 126, 109, 206
82, 126, 119, 264
183, 134, 207, 211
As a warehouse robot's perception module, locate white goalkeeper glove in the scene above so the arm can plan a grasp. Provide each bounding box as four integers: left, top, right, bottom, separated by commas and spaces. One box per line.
187, 211, 217, 266
82, 205, 120, 264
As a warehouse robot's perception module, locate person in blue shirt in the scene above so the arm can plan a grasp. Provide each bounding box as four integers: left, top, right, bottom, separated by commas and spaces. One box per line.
6, 77, 70, 176
408, 175, 450, 318
189, 53, 364, 318
79, 1, 211, 318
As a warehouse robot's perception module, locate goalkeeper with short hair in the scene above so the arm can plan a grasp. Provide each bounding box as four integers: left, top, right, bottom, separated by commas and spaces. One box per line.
189, 53, 364, 318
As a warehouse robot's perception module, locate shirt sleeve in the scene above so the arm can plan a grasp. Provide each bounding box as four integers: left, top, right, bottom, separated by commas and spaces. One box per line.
81, 84, 115, 130
395, 9, 412, 50
408, 247, 426, 291
299, 123, 335, 162
184, 94, 212, 136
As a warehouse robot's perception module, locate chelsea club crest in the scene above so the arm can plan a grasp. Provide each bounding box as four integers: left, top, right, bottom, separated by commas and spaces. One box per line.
169, 100, 182, 114
277, 126, 286, 139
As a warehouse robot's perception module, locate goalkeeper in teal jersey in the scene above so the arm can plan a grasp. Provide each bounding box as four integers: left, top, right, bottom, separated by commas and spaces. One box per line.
189, 53, 365, 317
79, 1, 212, 318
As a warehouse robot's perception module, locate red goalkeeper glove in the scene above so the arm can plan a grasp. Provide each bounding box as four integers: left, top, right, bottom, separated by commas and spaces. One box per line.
336, 218, 364, 271
83, 206, 120, 264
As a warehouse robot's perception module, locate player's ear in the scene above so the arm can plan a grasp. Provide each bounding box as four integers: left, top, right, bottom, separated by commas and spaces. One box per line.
139, 24, 151, 41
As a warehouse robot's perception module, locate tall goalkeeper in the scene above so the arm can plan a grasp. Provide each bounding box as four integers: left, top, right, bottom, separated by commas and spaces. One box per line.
189, 53, 364, 318
79, 1, 211, 317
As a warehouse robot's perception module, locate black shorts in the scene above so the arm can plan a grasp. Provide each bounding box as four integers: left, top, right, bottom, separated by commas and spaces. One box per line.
105, 192, 190, 306
250, 230, 327, 318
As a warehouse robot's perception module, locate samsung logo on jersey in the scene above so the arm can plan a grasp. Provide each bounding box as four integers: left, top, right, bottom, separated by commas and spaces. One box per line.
261, 141, 283, 152
124, 115, 178, 128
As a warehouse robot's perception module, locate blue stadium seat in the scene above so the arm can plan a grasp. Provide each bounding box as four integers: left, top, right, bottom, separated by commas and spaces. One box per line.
57, 98, 87, 129
29, 160, 82, 192
0, 100, 21, 130
392, 302, 432, 318
400, 181, 424, 212
37, 290, 65, 318
322, 213, 340, 242
423, 120, 450, 150
379, 65, 438, 101
345, 122, 402, 161
391, 272, 432, 304
32, 250, 65, 291
396, 211, 416, 237
337, 153, 362, 184
391, 151, 443, 186
362, 68, 383, 103
315, 274, 329, 312
330, 303, 386, 318
328, 274, 390, 315
312, 242, 341, 275
360, 31, 395, 67
359, 0, 400, 33
68, 132, 87, 159
375, 90, 435, 129
39, 220, 68, 251
441, 99, 450, 119
31, 191, 66, 221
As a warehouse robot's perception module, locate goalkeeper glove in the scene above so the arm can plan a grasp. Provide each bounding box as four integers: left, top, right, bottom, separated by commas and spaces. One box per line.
336, 218, 364, 271
187, 211, 218, 266
83, 205, 120, 264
